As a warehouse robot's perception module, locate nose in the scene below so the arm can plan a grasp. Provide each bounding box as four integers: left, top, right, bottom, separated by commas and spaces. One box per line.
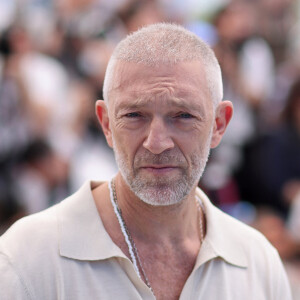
143, 117, 175, 154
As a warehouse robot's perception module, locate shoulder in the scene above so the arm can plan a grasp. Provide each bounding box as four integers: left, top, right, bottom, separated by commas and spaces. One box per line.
0, 181, 100, 254
1, 203, 59, 250
0, 204, 61, 300
0, 203, 61, 277
211, 203, 278, 257
218, 207, 269, 244
198, 187, 285, 267
201, 198, 292, 298
0, 181, 105, 299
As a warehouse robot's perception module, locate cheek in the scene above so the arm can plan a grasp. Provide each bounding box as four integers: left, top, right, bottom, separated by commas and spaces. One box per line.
112, 129, 140, 160
181, 129, 212, 161
180, 125, 212, 148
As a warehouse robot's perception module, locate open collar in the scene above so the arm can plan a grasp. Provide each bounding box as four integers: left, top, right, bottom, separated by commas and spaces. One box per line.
58, 181, 248, 268
58, 181, 126, 261
195, 188, 248, 269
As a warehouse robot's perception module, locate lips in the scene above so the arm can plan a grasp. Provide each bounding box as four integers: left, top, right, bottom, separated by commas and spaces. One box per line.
140, 165, 179, 174
141, 164, 177, 169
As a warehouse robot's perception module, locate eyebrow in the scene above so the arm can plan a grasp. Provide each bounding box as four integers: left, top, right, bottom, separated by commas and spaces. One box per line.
116, 95, 206, 115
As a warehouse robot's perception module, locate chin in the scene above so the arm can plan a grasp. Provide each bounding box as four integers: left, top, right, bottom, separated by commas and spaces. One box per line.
130, 179, 192, 207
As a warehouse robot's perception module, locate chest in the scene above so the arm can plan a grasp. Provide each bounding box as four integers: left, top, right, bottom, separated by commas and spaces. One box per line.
141, 252, 197, 300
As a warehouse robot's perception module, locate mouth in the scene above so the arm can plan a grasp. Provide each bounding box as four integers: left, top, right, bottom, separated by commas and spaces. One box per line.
140, 165, 179, 175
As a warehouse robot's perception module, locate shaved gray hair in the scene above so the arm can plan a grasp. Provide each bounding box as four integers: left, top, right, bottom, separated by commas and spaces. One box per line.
103, 23, 223, 107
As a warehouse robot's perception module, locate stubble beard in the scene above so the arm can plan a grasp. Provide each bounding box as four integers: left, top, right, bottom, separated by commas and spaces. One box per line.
112, 131, 212, 206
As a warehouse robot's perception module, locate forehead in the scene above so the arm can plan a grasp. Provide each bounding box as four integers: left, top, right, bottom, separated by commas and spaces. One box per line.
110, 60, 211, 109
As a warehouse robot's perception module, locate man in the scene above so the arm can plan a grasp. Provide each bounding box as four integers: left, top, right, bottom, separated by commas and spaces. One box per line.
0, 23, 292, 299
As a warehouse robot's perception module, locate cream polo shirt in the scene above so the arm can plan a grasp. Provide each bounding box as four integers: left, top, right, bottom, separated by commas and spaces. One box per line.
0, 181, 292, 300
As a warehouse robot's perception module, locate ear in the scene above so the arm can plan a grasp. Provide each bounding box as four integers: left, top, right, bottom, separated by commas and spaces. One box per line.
210, 100, 233, 148
95, 100, 113, 148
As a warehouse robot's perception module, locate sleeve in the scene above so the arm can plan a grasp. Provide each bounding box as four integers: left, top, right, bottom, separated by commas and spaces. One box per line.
0, 251, 32, 300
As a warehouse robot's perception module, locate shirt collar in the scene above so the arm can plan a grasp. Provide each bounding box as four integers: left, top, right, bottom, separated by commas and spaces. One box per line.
58, 181, 248, 268
195, 187, 248, 268
58, 181, 126, 261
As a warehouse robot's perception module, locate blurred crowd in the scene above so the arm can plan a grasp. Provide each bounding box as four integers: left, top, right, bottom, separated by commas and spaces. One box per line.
1, 0, 300, 296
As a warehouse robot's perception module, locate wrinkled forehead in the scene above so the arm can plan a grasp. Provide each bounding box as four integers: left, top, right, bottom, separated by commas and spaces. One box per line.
109, 60, 211, 107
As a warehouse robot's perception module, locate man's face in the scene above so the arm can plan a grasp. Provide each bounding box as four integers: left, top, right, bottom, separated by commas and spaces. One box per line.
105, 61, 216, 206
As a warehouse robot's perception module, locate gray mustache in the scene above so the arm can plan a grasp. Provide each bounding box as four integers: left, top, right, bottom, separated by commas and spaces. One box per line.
134, 150, 186, 165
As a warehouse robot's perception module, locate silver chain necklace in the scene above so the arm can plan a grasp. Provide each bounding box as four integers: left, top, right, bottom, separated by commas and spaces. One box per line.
108, 178, 205, 295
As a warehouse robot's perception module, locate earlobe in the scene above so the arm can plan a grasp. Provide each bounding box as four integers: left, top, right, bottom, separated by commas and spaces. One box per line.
95, 100, 113, 148
210, 101, 233, 148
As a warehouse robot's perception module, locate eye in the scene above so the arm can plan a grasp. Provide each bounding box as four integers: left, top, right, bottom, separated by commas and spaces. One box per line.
125, 112, 141, 118
176, 112, 194, 119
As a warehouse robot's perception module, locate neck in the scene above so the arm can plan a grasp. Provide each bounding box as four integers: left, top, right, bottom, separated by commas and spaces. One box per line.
113, 173, 201, 245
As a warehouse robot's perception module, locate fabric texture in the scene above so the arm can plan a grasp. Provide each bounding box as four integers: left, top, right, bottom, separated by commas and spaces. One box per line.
0, 181, 292, 299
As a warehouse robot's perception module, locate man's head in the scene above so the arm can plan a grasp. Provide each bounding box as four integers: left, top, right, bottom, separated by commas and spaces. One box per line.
96, 23, 233, 206
103, 23, 223, 108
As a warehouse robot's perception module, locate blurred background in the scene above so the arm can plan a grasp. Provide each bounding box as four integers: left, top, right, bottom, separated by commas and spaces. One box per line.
0, 0, 300, 296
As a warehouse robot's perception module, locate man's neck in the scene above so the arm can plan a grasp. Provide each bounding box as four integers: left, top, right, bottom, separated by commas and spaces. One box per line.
93, 174, 204, 299
112, 173, 201, 246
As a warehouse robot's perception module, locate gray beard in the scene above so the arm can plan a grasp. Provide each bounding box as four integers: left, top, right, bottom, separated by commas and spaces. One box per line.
112, 133, 212, 206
